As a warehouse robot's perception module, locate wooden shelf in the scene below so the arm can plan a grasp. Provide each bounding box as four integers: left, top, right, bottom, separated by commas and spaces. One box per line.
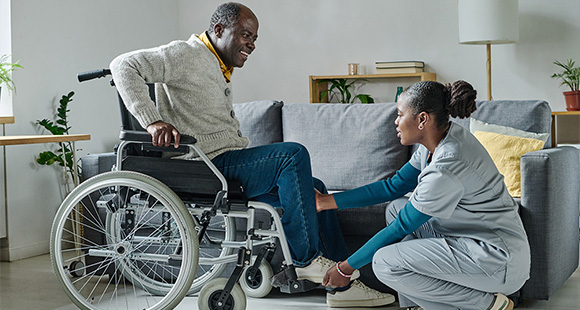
0, 134, 91, 146
0, 116, 15, 125
309, 72, 437, 103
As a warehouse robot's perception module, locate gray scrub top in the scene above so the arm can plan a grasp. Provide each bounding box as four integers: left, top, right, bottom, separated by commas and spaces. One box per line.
408, 122, 531, 284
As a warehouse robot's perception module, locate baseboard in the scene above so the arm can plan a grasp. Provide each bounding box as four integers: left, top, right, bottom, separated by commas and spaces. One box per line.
0, 240, 49, 261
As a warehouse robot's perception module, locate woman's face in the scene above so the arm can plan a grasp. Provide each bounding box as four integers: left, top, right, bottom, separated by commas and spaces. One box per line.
395, 96, 422, 145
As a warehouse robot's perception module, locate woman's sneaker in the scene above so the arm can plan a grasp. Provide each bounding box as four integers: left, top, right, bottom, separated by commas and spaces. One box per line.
326, 279, 396, 308
489, 293, 514, 310
295, 255, 359, 283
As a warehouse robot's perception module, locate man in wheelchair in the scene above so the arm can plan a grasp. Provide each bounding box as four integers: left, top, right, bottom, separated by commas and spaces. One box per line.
109, 2, 394, 308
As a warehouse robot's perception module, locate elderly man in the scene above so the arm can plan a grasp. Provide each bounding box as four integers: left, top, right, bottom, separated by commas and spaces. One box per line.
110, 2, 394, 307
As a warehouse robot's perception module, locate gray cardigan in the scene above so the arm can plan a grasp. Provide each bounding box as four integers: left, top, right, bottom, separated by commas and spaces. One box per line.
110, 34, 249, 159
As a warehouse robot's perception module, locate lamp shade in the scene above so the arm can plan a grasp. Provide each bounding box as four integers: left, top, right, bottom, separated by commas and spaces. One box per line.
458, 0, 519, 45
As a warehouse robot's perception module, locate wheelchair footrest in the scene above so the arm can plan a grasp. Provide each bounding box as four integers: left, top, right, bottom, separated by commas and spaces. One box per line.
279, 279, 322, 294
270, 265, 323, 294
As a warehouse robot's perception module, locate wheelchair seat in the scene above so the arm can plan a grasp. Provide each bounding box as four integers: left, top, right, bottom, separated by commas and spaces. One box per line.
122, 155, 248, 209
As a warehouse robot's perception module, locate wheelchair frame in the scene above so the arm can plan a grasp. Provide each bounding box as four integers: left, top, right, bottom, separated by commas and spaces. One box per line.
49, 69, 316, 310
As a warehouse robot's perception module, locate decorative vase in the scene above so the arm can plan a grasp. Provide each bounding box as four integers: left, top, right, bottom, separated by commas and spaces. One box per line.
563, 90, 580, 111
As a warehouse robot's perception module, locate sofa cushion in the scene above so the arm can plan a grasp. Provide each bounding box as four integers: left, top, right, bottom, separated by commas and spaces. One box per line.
466, 100, 552, 148
233, 100, 284, 147
282, 103, 410, 191
470, 117, 550, 144
473, 130, 546, 197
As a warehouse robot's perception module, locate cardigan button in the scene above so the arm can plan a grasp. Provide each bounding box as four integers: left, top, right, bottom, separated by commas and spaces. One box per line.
225, 88, 231, 96
230, 110, 236, 118
237, 130, 243, 137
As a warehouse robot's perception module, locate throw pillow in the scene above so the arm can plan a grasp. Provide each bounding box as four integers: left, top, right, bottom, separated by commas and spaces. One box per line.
470, 117, 549, 144
473, 130, 546, 197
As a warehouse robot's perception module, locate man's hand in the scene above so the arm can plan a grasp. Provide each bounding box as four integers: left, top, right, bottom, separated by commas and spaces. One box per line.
146, 121, 181, 148
315, 188, 338, 213
322, 261, 353, 289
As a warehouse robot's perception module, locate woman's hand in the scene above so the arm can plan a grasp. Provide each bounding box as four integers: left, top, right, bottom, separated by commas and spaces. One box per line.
322, 261, 354, 289
315, 188, 338, 213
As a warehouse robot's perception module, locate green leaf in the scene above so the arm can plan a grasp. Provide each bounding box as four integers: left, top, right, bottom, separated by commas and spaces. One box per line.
354, 94, 375, 104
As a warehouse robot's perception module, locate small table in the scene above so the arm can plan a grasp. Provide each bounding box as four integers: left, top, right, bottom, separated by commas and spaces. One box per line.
551, 111, 580, 147
0, 133, 90, 242
0, 134, 91, 186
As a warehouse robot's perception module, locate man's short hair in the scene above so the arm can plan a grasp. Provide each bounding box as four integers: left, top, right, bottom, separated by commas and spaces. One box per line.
208, 2, 242, 33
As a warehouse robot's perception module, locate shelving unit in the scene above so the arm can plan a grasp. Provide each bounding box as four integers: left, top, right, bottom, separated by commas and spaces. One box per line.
309, 72, 436, 103
551, 111, 580, 147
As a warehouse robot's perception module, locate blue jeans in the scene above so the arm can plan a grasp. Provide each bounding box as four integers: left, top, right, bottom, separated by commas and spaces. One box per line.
211, 142, 348, 267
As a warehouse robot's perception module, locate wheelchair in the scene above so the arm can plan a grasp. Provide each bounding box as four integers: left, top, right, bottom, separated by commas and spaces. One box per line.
49, 69, 321, 310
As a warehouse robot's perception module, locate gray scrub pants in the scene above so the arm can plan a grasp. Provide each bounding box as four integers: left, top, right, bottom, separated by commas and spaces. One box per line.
372, 198, 522, 310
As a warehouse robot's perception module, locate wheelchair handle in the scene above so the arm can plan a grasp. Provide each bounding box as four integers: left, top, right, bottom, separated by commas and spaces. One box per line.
78, 69, 111, 82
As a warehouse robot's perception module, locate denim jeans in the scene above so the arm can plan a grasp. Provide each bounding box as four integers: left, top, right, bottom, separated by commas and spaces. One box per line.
211, 142, 348, 267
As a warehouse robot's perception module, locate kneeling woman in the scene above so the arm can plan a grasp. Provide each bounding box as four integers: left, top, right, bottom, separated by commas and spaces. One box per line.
316, 80, 530, 310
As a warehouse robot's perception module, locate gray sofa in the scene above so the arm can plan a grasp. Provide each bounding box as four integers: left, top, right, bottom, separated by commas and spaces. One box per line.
82, 99, 579, 303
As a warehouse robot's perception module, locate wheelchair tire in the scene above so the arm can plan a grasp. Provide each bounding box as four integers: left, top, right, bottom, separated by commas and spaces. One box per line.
198, 278, 246, 310
189, 211, 236, 294
50, 171, 198, 310
239, 257, 273, 298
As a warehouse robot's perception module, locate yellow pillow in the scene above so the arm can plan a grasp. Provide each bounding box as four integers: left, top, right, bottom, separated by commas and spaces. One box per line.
474, 130, 545, 197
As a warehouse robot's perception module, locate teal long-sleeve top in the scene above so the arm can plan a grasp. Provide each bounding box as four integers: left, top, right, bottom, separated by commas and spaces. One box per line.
333, 162, 432, 270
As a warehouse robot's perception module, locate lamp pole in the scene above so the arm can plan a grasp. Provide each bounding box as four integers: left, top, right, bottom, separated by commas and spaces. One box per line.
487, 43, 492, 101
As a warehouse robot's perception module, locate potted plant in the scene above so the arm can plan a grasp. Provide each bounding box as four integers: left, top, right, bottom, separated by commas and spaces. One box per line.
0, 54, 23, 96
551, 59, 580, 111
318, 79, 375, 103
36, 91, 81, 194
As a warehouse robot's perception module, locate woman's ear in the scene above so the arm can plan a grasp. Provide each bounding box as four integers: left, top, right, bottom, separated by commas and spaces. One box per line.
418, 111, 429, 130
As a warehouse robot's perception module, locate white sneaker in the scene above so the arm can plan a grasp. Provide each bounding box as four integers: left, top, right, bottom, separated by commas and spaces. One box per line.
490, 293, 514, 310
326, 279, 396, 308
295, 256, 360, 284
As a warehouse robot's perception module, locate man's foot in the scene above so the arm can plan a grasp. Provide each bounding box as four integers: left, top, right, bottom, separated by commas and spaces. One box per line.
295, 255, 359, 283
326, 280, 396, 308
489, 293, 514, 310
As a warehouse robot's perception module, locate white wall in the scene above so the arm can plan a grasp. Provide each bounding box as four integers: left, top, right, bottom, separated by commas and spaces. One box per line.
178, 0, 580, 106
1, 0, 180, 260
1, 0, 579, 260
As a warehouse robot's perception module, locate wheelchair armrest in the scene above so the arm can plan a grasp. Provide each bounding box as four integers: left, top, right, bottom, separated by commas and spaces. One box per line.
119, 130, 197, 153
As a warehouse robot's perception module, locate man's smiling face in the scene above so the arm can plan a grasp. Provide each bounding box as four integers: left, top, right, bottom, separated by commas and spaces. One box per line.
214, 7, 258, 68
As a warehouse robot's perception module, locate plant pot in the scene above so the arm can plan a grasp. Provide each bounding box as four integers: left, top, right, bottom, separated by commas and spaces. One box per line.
563, 90, 580, 111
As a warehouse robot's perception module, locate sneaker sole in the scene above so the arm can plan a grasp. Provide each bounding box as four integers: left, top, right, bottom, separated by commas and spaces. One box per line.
326, 294, 396, 308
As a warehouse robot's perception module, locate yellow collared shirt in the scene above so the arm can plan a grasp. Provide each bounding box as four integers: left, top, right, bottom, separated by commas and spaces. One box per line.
198, 31, 233, 83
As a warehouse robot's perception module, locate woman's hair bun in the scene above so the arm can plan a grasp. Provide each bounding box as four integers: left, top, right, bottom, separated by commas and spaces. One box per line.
446, 80, 477, 118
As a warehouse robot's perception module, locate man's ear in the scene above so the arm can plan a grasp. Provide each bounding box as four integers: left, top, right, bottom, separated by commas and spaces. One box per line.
213, 24, 224, 38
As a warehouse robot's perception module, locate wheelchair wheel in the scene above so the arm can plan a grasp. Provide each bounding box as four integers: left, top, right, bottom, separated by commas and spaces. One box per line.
189, 211, 236, 294
198, 278, 246, 310
50, 171, 198, 310
239, 257, 273, 298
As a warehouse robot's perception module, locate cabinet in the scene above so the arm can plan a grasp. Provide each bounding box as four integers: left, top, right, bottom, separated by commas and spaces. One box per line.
309, 72, 436, 103
551, 111, 580, 147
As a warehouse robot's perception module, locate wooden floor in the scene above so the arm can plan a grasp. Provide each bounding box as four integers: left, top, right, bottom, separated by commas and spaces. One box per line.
0, 253, 579, 309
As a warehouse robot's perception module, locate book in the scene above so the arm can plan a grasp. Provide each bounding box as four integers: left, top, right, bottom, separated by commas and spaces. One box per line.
376, 67, 424, 74
375, 61, 425, 69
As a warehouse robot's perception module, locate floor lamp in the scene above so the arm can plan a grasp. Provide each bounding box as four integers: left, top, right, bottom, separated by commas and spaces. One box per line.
458, 0, 519, 101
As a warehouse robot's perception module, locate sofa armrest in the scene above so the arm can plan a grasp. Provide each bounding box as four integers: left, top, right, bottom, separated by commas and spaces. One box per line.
519, 146, 580, 300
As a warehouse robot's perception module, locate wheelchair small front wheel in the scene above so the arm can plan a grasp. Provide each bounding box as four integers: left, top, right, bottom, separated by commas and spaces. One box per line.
239, 257, 273, 298
198, 278, 246, 310
68, 260, 85, 277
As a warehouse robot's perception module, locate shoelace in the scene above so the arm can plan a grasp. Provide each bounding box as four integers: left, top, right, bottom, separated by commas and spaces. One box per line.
351, 280, 386, 297
314, 256, 336, 268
